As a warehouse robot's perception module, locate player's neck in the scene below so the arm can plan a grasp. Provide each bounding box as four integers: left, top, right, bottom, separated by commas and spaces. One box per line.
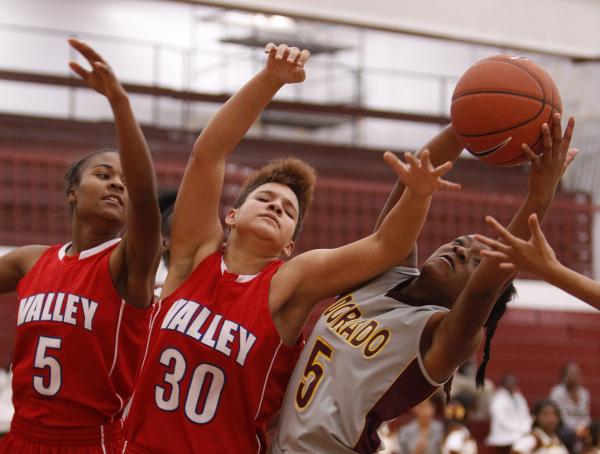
401, 277, 450, 308
222, 240, 279, 275
69, 217, 121, 255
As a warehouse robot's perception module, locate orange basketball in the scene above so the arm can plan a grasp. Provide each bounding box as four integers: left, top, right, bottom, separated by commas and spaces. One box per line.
451, 55, 562, 166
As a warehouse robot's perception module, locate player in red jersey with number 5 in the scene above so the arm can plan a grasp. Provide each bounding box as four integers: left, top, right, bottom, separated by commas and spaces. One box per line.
0, 39, 161, 454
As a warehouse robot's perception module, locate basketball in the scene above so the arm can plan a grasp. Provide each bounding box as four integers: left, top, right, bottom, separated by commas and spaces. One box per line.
451, 55, 562, 166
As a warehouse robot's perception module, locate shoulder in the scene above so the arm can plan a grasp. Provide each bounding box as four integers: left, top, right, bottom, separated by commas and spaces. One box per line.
10, 245, 50, 273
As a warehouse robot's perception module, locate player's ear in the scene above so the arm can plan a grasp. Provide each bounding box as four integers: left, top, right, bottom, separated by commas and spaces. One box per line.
282, 239, 294, 257
67, 187, 76, 204
224, 208, 238, 227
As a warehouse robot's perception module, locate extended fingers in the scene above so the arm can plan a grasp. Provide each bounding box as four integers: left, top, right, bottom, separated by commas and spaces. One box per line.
68, 38, 105, 64
69, 61, 89, 80
484, 215, 520, 246
523, 144, 542, 171
437, 178, 461, 191
564, 148, 578, 172
418, 149, 432, 170
403, 151, 421, 169
479, 249, 512, 262
561, 116, 575, 149
528, 213, 546, 244
552, 113, 563, 147
432, 160, 453, 177
474, 234, 512, 253
383, 151, 410, 176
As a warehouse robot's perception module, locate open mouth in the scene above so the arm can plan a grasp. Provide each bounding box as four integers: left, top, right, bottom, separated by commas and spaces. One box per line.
102, 195, 123, 206
439, 254, 455, 271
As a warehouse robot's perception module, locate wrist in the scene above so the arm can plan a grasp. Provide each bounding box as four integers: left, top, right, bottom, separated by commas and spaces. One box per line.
525, 190, 553, 209
544, 260, 567, 284
108, 91, 130, 106
258, 68, 287, 89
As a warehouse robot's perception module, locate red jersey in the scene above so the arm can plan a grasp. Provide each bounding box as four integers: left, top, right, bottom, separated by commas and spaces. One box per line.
124, 251, 303, 454
11, 239, 152, 428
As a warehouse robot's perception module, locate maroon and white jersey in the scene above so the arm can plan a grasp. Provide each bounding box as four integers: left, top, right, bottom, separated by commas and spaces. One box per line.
273, 267, 450, 454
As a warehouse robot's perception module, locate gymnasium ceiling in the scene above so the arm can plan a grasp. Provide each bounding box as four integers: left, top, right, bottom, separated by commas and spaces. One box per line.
181, 0, 600, 61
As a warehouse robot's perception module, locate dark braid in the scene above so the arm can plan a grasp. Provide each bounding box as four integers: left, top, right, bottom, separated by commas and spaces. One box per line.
476, 283, 517, 387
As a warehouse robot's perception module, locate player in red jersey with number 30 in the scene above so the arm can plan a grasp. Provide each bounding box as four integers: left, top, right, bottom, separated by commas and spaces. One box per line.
123, 43, 459, 454
0, 39, 161, 454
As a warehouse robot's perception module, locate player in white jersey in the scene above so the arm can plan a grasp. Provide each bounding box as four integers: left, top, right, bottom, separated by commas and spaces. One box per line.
273, 114, 577, 454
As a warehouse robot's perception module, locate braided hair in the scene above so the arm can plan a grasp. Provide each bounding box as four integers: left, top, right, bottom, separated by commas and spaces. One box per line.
475, 283, 517, 387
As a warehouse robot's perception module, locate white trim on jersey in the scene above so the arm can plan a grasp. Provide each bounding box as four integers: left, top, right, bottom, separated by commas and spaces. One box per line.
109, 300, 126, 377
416, 311, 451, 388
220, 257, 259, 283
57, 238, 122, 260
256, 434, 262, 454
124, 300, 162, 423
100, 424, 107, 454
254, 339, 283, 420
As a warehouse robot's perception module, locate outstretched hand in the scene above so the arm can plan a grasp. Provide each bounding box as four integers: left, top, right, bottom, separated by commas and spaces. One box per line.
68, 38, 127, 103
264, 43, 310, 84
383, 149, 461, 197
526, 114, 577, 200
474, 213, 560, 277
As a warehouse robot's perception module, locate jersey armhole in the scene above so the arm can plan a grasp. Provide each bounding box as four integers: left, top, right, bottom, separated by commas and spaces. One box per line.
415, 310, 452, 387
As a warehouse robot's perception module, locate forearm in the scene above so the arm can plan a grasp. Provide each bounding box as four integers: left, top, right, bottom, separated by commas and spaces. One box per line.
110, 96, 158, 203
374, 125, 462, 231
192, 69, 284, 161
373, 188, 432, 264
546, 263, 600, 310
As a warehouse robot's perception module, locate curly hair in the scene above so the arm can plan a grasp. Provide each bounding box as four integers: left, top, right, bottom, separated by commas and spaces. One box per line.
233, 157, 316, 240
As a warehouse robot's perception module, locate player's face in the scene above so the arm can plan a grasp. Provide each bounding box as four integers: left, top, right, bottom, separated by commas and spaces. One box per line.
231, 182, 299, 255
70, 152, 127, 227
419, 235, 486, 306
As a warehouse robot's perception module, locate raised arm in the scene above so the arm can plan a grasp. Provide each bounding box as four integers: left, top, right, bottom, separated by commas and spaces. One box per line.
164, 44, 310, 295
422, 114, 577, 382
69, 38, 161, 308
272, 150, 460, 343
373, 125, 463, 267
477, 213, 600, 312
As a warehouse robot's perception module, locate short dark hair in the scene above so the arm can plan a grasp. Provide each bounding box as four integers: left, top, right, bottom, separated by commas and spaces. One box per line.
476, 282, 517, 387
233, 157, 316, 240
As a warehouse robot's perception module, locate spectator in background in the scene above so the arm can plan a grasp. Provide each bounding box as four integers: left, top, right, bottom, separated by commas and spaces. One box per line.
442, 397, 477, 454
0, 368, 13, 435
581, 421, 600, 454
487, 374, 533, 454
397, 398, 444, 454
451, 356, 495, 422
549, 362, 591, 452
511, 400, 568, 454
